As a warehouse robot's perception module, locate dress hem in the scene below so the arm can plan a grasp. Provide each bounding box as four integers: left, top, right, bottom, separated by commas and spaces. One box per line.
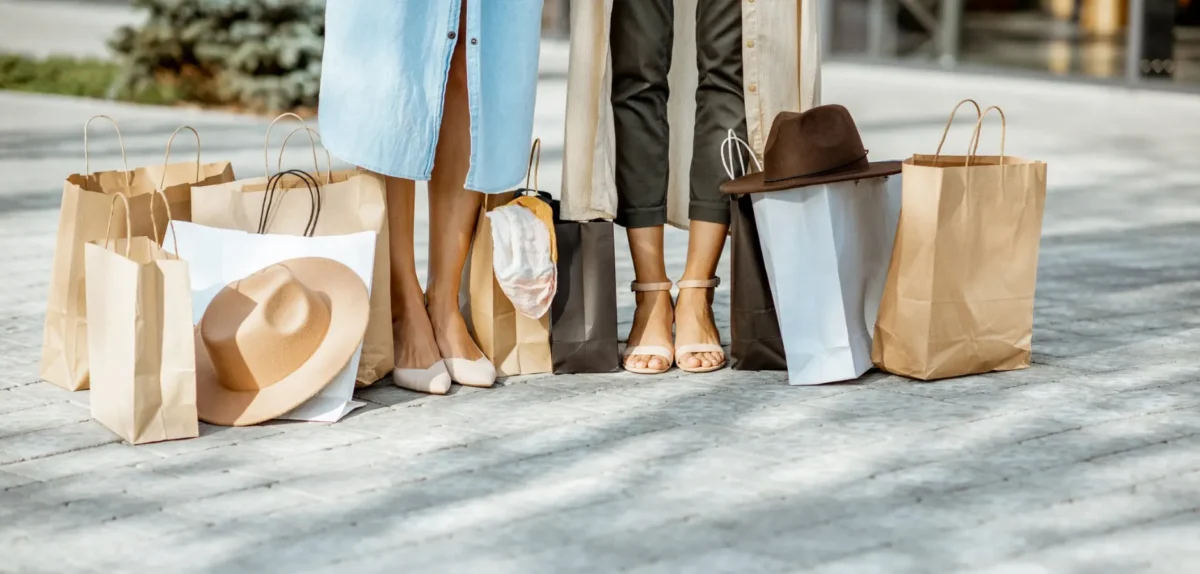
323, 137, 523, 194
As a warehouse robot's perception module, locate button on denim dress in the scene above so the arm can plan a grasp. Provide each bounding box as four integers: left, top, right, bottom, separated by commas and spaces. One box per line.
319, 0, 543, 194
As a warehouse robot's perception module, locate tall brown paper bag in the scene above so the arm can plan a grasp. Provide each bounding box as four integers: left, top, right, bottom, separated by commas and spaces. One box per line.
40, 119, 234, 391
189, 116, 393, 386
85, 194, 198, 444
872, 101, 1048, 380
465, 188, 553, 377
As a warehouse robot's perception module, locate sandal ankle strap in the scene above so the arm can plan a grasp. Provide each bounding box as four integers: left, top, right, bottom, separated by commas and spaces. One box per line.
676, 278, 720, 290
631, 281, 674, 292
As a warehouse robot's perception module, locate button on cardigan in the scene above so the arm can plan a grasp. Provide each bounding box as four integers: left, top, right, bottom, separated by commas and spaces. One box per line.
318, 0, 543, 194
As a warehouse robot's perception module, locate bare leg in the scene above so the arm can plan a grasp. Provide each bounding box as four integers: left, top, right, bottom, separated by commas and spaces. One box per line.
675, 220, 727, 369
385, 176, 449, 393
425, 5, 485, 365
625, 226, 674, 372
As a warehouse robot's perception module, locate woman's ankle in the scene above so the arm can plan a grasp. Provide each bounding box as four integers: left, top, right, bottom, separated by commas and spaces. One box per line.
635, 288, 673, 308
423, 290, 460, 320
674, 286, 711, 307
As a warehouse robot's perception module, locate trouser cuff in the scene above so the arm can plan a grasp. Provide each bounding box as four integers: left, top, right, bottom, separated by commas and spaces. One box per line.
616, 205, 667, 229
689, 199, 731, 226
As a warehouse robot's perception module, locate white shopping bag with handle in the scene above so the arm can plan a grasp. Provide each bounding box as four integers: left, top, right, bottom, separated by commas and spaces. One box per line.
739, 137, 902, 385
164, 220, 376, 422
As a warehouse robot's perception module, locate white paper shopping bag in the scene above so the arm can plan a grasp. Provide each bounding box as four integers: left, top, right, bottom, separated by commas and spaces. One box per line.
751, 177, 902, 385
163, 221, 376, 422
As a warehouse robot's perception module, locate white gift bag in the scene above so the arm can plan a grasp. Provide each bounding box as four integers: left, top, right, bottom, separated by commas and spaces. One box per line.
751, 177, 902, 385
163, 221, 376, 422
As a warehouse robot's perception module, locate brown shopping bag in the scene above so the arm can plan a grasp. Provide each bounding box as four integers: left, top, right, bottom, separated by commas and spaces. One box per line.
464, 141, 553, 376
84, 194, 198, 444
730, 194, 787, 371
541, 134, 619, 374
189, 115, 393, 386
551, 219, 620, 374
872, 101, 1048, 380
721, 131, 786, 372
40, 118, 234, 391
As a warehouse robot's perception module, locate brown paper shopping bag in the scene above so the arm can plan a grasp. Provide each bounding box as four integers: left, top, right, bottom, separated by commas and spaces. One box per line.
189, 115, 393, 386
465, 191, 554, 377
872, 100, 1048, 380
84, 194, 198, 444
40, 118, 234, 391
463, 140, 553, 376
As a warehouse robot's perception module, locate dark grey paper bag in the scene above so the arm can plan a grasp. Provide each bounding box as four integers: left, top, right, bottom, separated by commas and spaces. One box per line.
550, 220, 620, 374
730, 194, 787, 371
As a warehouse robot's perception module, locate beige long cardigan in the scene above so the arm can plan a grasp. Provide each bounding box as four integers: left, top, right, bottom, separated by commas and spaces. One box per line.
561, 0, 823, 226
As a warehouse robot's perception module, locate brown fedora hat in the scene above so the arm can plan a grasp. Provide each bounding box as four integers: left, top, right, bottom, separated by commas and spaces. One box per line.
195, 257, 369, 427
721, 105, 901, 195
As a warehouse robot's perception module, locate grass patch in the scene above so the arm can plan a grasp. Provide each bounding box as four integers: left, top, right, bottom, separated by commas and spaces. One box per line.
0, 53, 181, 105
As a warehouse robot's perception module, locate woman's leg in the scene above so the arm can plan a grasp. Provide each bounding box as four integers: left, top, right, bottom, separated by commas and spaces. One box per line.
611, 0, 676, 372
425, 1, 486, 368
676, 0, 745, 370
385, 176, 448, 392
676, 221, 727, 369
387, 176, 452, 393
625, 226, 673, 371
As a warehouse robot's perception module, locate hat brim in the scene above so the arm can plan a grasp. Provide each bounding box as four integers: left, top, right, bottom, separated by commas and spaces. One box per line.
720, 160, 903, 195
195, 257, 370, 427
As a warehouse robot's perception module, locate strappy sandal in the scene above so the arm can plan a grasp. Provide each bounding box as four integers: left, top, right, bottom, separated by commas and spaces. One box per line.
674, 278, 727, 374
622, 281, 675, 375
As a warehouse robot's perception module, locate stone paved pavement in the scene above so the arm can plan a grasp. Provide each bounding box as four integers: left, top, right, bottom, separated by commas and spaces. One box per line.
3, 59, 1200, 573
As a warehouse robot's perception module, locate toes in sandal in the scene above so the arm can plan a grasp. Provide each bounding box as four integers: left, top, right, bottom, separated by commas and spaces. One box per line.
674, 278, 726, 374
674, 344, 726, 374
622, 281, 674, 375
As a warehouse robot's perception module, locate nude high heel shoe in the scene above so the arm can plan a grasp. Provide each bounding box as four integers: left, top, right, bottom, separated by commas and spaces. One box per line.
423, 299, 497, 388
393, 360, 452, 395
444, 357, 496, 388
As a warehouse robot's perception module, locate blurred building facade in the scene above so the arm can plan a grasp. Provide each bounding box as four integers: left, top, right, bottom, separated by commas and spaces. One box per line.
540, 0, 1198, 89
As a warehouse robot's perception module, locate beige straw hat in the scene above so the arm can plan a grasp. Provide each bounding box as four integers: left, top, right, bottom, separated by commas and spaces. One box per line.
195, 257, 369, 426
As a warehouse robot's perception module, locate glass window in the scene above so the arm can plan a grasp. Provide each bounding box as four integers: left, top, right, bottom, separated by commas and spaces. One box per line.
826, 0, 1200, 87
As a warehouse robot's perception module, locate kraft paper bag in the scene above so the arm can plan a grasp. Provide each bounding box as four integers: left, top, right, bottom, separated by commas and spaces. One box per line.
41, 118, 235, 391
721, 131, 787, 372
463, 141, 554, 377
189, 116, 393, 387
163, 221, 377, 423
753, 176, 901, 385
872, 101, 1048, 381
465, 191, 553, 377
85, 194, 198, 444
551, 220, 620, 374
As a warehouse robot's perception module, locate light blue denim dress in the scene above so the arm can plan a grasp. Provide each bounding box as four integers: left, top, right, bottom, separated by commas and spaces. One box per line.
318, 1, 543, 193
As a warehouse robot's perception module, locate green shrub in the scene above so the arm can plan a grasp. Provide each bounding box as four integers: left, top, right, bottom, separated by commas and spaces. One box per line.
110, 0, 325, 112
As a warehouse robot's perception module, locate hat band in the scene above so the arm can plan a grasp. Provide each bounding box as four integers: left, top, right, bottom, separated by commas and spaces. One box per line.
763, 151, 870, 184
